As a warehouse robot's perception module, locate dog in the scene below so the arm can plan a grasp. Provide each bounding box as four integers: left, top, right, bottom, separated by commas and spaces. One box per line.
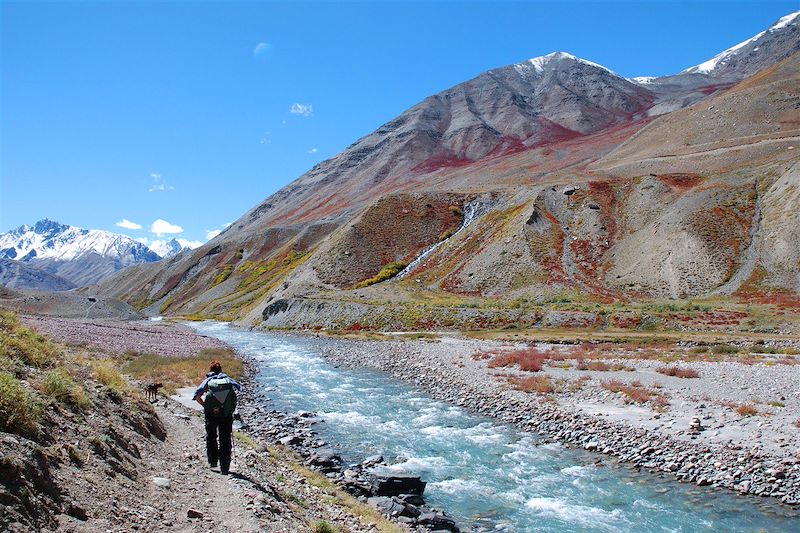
145, 382, 163, 402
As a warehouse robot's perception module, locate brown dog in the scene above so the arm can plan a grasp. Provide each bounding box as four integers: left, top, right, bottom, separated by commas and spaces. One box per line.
145, 382, 163, 402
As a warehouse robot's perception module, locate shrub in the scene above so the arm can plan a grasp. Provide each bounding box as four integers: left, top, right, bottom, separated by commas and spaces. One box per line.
92, 361, 128, 397
313, 521, 338, 533
487, 348, 547, 372
710, 344, 739, 354
41, 368, 90, 409
601, 379, 665, 406
656, 366, 700, 378
354, 262, 406, 289
508, 375, 554, 394
735, 404, 758, 417
0, 371, 42, 438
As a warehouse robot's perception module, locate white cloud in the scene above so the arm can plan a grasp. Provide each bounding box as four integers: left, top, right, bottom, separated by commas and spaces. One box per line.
150, 218, 184, 235
148, 172, 175, 192
116, 218, 142, 230
307, 147, 318, 154
135, 237, 149, 244
253, 42, 272, 57
206, 229, 222, 241
290, 103, 313, 117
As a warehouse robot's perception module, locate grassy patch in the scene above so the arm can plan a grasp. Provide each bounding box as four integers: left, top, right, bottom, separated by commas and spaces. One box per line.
91, 361, 129, 397
354, 261, 406, 289
312, 521, 339, 533
233, 431, 261, 450
41, 368, 91, 409
211, 265, 234, 287
0, 310, 60, 368
0, 371, 42, 438
123, 348, 243, 395
735, 404, 758, 417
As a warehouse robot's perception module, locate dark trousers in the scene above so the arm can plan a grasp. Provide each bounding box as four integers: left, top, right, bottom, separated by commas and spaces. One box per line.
205, 415, 233, 471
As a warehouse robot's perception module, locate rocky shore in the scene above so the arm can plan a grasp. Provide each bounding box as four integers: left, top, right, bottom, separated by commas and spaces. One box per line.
234, 354, 462, 532
316, 336, 800, 507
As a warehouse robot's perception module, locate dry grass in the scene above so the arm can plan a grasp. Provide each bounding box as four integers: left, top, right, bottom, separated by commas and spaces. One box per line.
123, 348, 244, 395
601, 379, 668, 408
0, 371, 42, 438
735, 404, 758, 417
0, 310, 60, 369
507, 375, 555, 394
656, 366, 700, 378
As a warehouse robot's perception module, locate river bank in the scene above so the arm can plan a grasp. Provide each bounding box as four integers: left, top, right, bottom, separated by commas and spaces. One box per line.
317, 334, 800, 507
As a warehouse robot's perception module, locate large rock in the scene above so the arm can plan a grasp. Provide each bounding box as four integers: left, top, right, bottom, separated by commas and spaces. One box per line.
370, 474, 426, 497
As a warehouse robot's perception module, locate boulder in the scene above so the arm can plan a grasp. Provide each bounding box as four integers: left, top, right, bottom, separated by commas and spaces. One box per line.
418, 511, 458, 531
371, 475, 426, 497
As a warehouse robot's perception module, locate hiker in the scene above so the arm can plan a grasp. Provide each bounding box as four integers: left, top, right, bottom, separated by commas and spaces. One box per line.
193, 360, 241, 475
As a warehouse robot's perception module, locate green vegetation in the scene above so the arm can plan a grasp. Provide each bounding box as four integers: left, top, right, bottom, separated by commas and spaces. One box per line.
0, 371, 42, 438
41, 368, 91, 409
211, 264, 234, 287
123, 348, 243, 395
312, 521, 339, 533
0, 310, 59, 368
238, 260, 277, 289
354, 261, 406, 289
92, 361, 129, 397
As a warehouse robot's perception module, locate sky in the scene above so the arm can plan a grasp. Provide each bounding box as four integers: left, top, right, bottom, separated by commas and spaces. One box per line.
1, 0, 797, 248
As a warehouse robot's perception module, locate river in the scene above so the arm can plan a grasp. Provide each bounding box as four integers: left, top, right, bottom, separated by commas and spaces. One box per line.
193, 322, 797, 532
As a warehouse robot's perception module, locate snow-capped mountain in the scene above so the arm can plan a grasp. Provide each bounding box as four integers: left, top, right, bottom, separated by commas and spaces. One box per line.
682, 11, 798, 78
0, 219, 161, 288
148, 238, 193, 259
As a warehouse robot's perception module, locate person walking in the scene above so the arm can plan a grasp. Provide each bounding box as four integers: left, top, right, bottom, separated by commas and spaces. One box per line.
193, 360, 241, 475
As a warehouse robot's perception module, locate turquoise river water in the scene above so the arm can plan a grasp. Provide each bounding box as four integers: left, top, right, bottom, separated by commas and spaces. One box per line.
193, 322, 797, 532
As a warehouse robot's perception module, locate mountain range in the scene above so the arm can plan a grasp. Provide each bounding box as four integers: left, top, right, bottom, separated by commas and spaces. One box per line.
91, 12, 799, 328
0, 220, 194, 290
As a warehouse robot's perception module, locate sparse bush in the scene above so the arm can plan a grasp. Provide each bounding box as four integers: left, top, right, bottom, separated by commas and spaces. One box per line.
487, 348, 547, 372
508, 375, 554, 394
656, 366, 700, 378
601, 379, 666, 407
710, 344, 739, 354
736, 404, 758, 417
313, 521, 338, 533
354, 261, 406, 289
92, 361, 128, 397
211, 265, 234, 287
0, 371, 42, 438
41, 368, 91, 409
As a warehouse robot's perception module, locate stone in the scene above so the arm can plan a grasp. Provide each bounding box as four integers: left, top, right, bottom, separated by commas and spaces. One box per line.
151, 477, 171, 488
371, 475, 426, 497
279, 435, 301, 446
187, 508, 204, 519
418, 512, 458, 531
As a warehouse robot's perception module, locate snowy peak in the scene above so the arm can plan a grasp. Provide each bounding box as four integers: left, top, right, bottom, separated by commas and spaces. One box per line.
148, 238, 192, 259
515, 51, 620, 77
683, 11, 799, 76
0, 219, 160, 263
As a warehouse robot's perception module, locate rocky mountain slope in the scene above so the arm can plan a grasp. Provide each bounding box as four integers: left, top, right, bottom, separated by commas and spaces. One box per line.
0, 220, 162, 288
0, 258, 76, 292
93, 12, 800, 327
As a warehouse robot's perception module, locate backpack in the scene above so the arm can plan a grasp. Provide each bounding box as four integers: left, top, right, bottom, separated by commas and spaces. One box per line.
205, 376, 237, 418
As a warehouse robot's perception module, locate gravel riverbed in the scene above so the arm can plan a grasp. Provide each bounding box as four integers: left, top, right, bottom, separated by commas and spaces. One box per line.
318, 335, 800, 506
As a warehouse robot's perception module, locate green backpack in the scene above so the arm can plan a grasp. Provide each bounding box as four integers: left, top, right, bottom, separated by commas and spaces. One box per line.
205, 376, 237, 418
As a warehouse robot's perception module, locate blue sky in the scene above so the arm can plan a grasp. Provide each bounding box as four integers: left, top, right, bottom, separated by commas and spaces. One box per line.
2, 0, 797, 247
